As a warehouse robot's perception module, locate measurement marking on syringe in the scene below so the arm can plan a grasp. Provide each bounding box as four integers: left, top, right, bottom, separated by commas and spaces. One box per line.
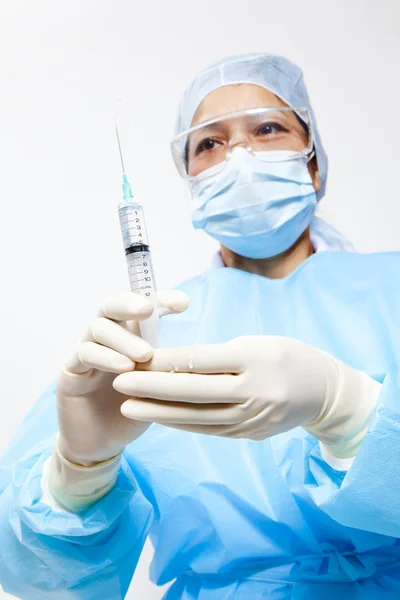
115, 106, 159, 345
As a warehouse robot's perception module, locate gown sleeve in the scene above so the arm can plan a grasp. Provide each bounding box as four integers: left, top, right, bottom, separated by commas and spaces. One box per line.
306, 369, 400, 538
0, 384, 154, 599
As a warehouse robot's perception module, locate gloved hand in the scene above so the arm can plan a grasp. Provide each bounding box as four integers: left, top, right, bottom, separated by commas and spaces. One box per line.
49, 290, 189, 511
113, 336, 381, 459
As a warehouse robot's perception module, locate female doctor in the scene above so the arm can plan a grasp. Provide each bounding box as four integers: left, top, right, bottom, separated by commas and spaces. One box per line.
1, 53, 400, 600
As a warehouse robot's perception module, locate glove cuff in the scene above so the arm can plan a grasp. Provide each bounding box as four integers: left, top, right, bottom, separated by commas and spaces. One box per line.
304, 358, 381, 459
48, 436, 122, 511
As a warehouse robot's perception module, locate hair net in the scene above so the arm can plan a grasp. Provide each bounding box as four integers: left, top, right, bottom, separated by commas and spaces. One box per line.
175, 53, 328, 200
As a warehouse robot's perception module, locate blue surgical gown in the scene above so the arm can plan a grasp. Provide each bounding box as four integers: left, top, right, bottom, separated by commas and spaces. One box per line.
1, 251, 400, 599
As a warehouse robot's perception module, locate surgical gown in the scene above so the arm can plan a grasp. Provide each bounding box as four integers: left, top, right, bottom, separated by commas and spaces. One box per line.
1, 250, 400, 599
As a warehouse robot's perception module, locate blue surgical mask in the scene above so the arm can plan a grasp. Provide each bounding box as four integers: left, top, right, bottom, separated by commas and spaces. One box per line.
189, 148, 317, 259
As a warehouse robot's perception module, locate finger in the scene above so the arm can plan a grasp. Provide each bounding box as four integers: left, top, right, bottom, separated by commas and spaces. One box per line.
136, 343, 244, 375
120, 398, 242, 425
91, 318, 153, 362
155, 290, 190, 316
102, 290, 189, 330
99, 290, 189, 322
77, 341, 135, 373
113, 371, 243, 403
164, 420, 266, 440
164, 423, 233, 436
123, 319, 141, 335
100, 293, 155, 322
64, 348, 92, 374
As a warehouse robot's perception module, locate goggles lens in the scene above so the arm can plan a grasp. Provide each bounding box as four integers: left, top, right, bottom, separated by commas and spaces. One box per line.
171, 107, 313, 178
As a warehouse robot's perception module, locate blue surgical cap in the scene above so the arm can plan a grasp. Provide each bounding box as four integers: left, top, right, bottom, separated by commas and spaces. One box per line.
175, 52, 328, 200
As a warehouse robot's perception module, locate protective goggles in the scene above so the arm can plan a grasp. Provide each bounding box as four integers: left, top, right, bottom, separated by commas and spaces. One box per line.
171, 106, 314, 178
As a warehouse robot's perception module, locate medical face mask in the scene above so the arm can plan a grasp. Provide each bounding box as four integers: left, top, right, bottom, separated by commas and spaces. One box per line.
188, 148, 317, 259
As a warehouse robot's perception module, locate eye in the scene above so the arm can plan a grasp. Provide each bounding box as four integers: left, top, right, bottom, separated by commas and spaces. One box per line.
256, 121, 288, 136
195, 137, 221, 156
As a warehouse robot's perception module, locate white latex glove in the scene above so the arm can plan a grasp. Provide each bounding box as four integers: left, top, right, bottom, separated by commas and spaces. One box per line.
113, 336, 381, 459
49, 290, 189, 511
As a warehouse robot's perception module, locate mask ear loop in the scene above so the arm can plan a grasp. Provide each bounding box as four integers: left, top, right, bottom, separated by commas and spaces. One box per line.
306, 149, 316, 163
304, 113, 315, 163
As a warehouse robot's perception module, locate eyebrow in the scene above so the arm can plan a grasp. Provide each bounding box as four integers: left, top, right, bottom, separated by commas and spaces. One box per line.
189, 122, 226, 136
185, 112, 310, 162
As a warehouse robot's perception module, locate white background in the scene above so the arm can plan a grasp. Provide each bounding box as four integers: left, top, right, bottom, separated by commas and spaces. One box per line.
1, 0, 399, 598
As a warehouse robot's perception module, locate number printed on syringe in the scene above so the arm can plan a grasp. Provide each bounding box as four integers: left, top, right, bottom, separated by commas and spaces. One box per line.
127, 252, 156, 298
115, 112, 160, 347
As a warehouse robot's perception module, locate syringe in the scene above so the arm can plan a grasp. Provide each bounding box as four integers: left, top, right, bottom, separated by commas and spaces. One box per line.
115, 121, 160, 348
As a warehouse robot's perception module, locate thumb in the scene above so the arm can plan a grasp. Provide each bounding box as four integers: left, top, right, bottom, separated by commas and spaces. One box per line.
156, 290, 190, 317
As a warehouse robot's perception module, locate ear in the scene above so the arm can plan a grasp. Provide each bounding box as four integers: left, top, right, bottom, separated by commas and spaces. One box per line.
308, 158, 321, 192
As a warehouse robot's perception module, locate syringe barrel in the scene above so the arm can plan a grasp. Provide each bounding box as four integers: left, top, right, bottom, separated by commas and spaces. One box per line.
119, 201, 160, 347
125, 244, 157, 301
118, 202, 150, 249
125, 246, 159, 348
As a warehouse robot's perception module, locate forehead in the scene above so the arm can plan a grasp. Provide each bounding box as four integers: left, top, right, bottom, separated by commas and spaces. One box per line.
191, 84, 287, 127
